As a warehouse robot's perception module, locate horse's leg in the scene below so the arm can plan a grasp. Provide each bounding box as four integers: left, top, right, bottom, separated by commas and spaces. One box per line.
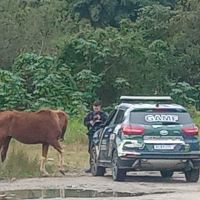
51, 140, 65, 175
1, 137, 11, 162
40, 143, 49, 176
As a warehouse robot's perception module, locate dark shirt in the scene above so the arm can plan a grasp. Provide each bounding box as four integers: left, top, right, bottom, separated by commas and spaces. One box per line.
84, 111, 108, 134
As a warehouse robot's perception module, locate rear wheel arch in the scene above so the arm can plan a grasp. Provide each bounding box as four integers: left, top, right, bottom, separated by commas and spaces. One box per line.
111, 149, 126, 181
90, 145, 105, 176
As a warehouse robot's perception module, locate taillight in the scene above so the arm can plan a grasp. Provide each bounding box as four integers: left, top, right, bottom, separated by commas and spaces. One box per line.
182, 125, 199, 136
122, 125, 144, 135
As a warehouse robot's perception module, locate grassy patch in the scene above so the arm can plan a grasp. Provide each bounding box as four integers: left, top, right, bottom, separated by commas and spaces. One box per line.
0, 142, 40, 178
188, 107, 200, 131
0, 141, 89, 179
65, 117, 88, 144
192, 114, 200, 127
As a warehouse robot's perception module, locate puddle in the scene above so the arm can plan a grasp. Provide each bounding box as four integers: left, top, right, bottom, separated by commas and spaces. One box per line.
0, 189, 173, 199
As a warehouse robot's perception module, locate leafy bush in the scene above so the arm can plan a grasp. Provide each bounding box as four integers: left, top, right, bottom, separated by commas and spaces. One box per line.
0, 53, 102, 115
169, 82, 198, 107
0, 70, 29, 110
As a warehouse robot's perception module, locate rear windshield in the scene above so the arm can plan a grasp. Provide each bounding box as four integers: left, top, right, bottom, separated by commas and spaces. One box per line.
130, 108, 192, 125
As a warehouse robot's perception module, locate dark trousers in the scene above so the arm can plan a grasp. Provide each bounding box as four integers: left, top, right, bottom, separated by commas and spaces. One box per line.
87, 133, 93, 168
87, 127, 100, 168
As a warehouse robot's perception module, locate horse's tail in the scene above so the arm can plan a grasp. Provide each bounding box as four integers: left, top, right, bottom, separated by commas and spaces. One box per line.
54, 110, 68, 141
1, 137, 11, 162
60, 118, 67, 141
60, 111, 68, 141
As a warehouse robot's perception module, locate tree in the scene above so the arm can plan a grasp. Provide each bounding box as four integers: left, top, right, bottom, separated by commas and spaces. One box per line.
0, 0, 71, 68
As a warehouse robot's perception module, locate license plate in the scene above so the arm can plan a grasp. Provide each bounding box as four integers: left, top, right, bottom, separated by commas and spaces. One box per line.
154, 145, 175, 150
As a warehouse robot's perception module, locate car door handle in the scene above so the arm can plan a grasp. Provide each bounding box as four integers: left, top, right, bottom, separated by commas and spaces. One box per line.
107, 128, 113, 133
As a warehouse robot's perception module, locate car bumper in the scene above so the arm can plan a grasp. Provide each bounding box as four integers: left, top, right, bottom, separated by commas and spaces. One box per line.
118, 151, 200, 170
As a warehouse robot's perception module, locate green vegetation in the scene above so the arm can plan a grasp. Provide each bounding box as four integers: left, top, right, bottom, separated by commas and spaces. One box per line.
66, 117, 88, 144
0, 0, 200, 112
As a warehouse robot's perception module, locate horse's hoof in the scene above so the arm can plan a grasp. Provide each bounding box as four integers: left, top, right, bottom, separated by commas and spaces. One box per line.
40, 171, 50, 177
42, 173, 50, 177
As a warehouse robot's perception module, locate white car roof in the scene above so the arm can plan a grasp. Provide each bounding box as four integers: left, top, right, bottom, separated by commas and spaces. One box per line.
118, 103, 186, 111
120, 96, 172, 101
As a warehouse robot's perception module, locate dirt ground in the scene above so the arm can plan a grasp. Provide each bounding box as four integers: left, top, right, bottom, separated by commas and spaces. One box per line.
0, 170, 200, 200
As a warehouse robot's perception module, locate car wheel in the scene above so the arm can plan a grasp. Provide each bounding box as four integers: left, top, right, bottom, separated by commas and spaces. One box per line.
185, 168, 200, 182
90, 146, 105, 176
160, 170, 174, 178
112, 150, 126, 181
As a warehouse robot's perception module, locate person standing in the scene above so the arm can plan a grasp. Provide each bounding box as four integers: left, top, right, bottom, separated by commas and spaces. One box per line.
84, 100, 108, 173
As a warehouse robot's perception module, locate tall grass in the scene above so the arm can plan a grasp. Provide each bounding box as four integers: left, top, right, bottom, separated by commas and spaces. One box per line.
65, 117, 88, 144
188, 106, 200, 131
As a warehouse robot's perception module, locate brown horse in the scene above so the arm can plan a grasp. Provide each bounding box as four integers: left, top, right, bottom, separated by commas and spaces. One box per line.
0, 109, 68, 176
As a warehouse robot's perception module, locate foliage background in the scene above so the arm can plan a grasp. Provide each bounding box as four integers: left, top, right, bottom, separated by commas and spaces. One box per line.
0, 0, 200, 113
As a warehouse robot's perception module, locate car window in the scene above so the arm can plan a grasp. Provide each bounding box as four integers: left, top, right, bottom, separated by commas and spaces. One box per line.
130, 109, 192, 125
110, 109, 125, 125
104, 109, 117, 126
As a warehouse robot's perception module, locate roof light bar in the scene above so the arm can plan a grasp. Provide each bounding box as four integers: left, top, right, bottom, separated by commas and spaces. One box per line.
120, 96, 173, 104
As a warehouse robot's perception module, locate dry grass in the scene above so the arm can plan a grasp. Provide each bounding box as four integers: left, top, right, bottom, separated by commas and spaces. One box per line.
0, 139, 89, 178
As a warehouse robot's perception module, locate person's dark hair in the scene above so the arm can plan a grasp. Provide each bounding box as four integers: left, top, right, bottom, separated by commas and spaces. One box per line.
93, 100, 102, 106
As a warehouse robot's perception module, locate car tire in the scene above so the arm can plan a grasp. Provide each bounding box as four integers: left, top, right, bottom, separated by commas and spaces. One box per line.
185, 168, 200, 182
160, 170, 174, 178
90, 146, 105, 176
112, 150, 126, 181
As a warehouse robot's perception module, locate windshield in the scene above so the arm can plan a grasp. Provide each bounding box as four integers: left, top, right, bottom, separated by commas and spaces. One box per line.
130, 108, 192, 125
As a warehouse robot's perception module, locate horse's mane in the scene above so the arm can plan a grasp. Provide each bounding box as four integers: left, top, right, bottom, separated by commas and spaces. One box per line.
36, 108, 53, 115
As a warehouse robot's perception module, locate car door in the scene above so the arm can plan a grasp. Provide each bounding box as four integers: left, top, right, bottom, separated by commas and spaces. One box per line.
98, 109, 118, 162
106, 109, 126, 159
